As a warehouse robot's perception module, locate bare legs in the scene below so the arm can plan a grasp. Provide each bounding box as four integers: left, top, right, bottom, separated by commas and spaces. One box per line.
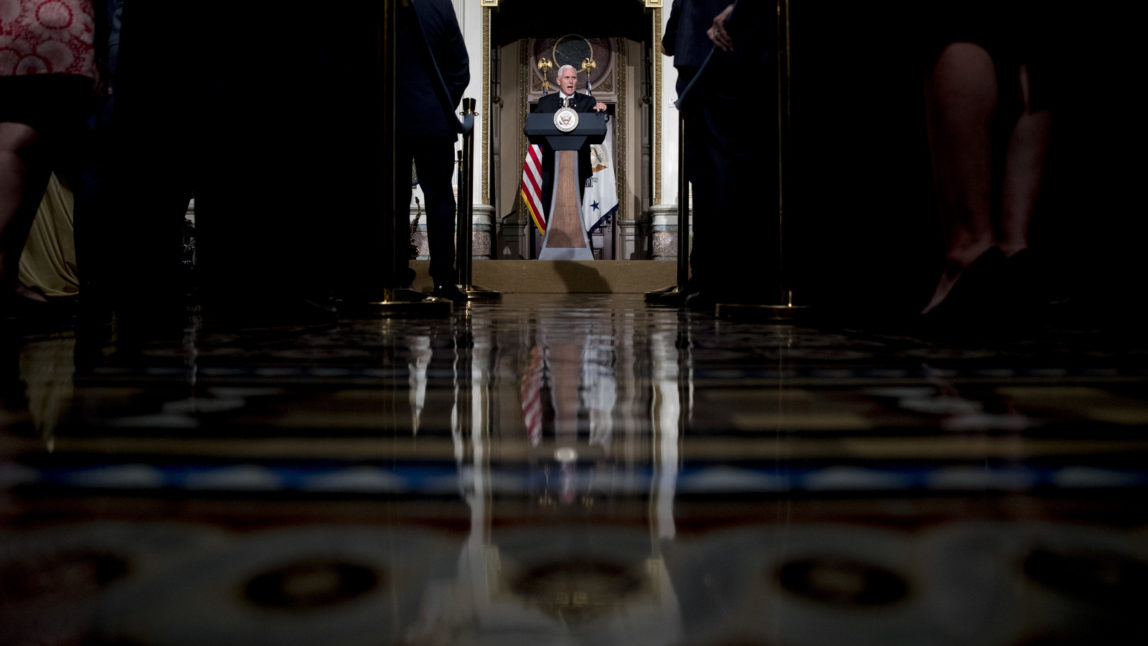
0, 121, 52, 304
922, 42, 1052, 315
1000, 68, 1053, 257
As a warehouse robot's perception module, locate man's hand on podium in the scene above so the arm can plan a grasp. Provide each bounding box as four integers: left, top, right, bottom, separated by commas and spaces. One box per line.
594, 102, 607, 112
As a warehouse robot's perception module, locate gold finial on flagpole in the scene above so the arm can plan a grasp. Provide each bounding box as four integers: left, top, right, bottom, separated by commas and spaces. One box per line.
579, 58, 596, 93
537, 57, 553, 93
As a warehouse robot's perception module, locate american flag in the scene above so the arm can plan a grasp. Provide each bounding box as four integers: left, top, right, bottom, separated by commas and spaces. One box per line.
520, 144, 546, 234
520, 345, 547, 446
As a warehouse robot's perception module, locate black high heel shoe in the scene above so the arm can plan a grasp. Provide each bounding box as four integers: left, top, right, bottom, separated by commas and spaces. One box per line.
1004, 248, 1069, 318
919, 246, 1007, 331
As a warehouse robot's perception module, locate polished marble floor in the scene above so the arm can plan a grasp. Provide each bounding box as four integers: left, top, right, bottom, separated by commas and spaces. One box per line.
2, 294, 1147, 645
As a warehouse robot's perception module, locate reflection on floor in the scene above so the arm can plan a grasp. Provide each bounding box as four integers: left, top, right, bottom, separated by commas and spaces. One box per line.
2, 294, 1147, 645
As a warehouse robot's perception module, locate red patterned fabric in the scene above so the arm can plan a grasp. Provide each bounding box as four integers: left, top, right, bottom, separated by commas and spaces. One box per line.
0, 0, 95, 78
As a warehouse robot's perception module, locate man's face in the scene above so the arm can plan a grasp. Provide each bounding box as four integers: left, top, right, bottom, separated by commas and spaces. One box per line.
557, 68, 578, 95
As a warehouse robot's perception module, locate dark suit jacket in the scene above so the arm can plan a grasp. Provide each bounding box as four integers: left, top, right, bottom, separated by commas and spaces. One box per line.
663, 0, 728, 95
398, 0, 470, 137
670, 0, 771, 106
533, 92, 598, 213
663, 0, 728, 67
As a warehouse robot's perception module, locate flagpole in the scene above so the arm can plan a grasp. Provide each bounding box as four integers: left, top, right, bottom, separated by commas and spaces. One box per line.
776, 0, 793, 308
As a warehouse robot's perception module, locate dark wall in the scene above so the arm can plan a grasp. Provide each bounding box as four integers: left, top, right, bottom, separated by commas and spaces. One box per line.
492, 0, 650, 45
787, 2, 935, 316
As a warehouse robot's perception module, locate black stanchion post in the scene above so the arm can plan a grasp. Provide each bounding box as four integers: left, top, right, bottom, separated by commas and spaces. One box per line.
457, 100, 474, 287
676, 112, 689, 292
457, 98, 499, 301
380, 0, 397, 290
456, 147, 468, 285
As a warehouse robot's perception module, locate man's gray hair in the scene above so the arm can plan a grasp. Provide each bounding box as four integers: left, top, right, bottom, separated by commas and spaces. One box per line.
557, 64, 578, 78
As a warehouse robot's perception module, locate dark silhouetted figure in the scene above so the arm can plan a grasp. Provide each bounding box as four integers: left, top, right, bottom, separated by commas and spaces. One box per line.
395, 0, 470, 302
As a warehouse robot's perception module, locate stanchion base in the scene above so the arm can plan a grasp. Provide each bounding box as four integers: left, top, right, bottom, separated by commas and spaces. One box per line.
715, 303, 810, 323
462, 285, 501, 302
645, 285, 687, 306
344, 288, 454, 318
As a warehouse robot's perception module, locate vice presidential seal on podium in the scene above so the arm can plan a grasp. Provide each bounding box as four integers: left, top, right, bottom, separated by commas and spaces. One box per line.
553, 103, 580, 133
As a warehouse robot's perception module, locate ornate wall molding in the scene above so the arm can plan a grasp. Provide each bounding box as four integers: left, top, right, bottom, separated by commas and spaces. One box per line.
518, 43, 528, 227
653, 7, 662, 205
525, 37, 618, 102
481, 2, 668, 257
617, 43, 627, 229
482, 5, 492, 204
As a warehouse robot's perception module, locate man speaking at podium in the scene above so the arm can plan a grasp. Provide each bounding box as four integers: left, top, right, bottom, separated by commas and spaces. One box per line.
533, 65, 607, 211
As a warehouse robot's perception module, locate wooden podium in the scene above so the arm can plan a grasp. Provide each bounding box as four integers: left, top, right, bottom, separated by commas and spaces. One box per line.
524, 112, 606, 260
